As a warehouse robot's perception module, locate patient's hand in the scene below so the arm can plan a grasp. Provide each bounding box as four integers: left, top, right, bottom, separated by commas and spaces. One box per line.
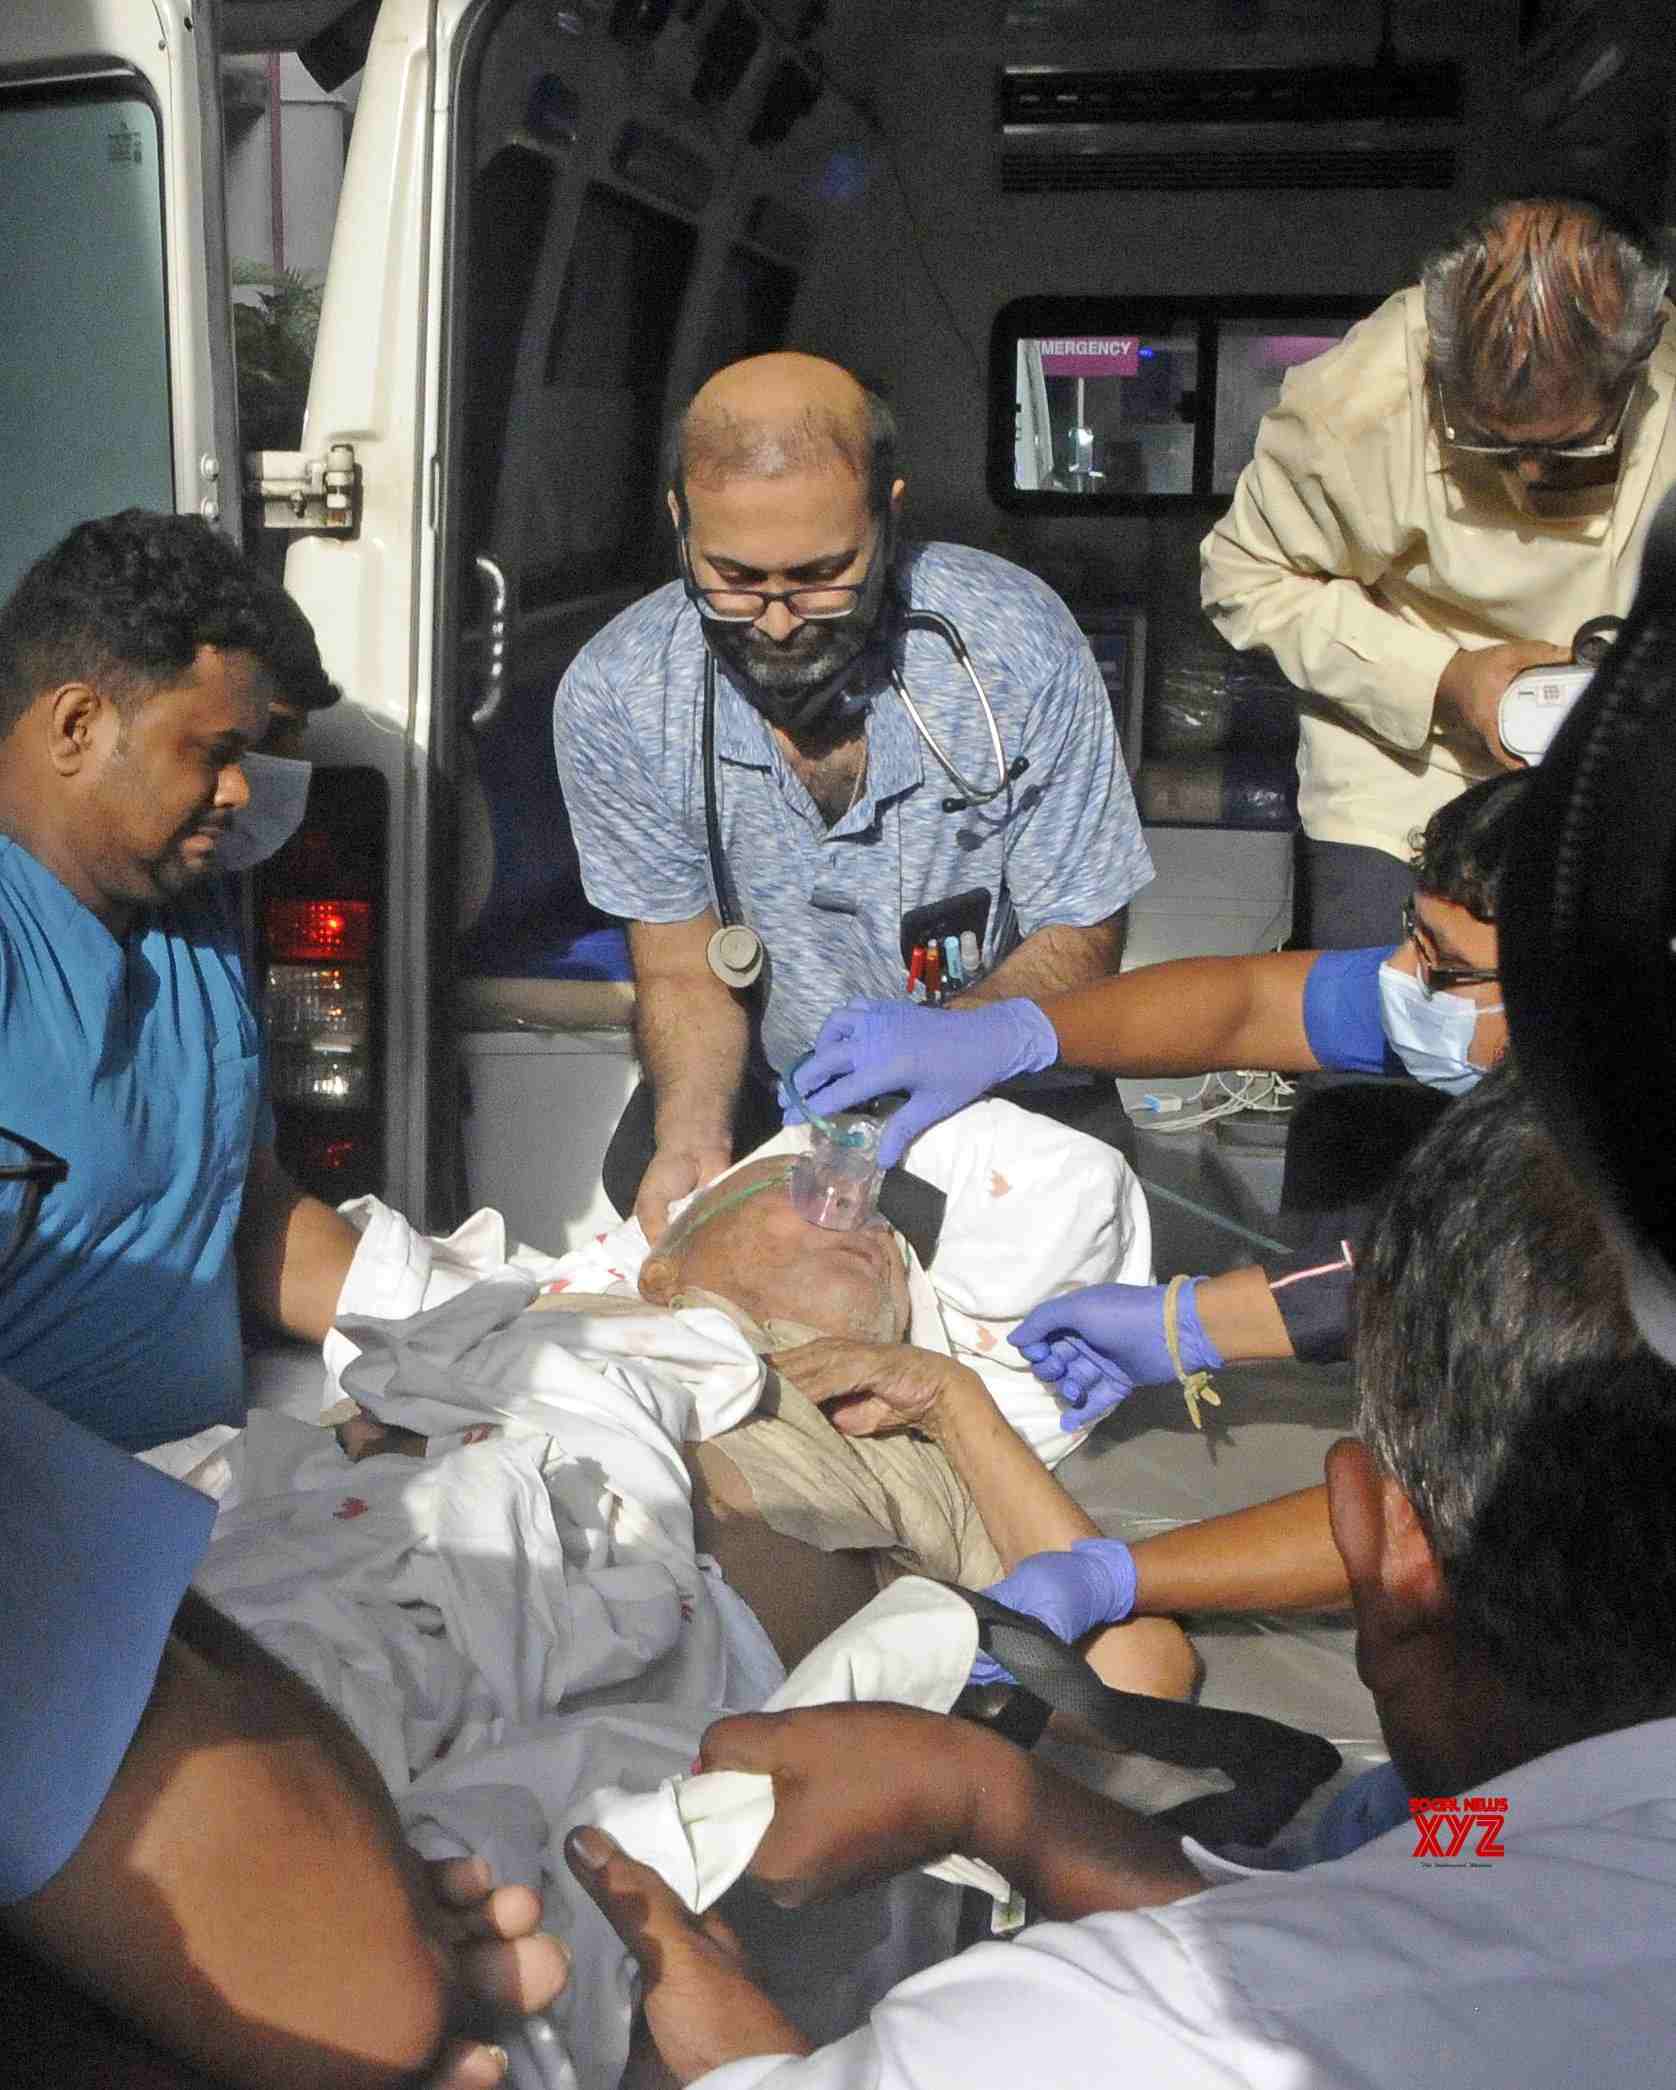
770, 1337, 981, 1438
566, 1828, 810, 2085
337, 1406, 429, 1461
697, 1705, 982, 1907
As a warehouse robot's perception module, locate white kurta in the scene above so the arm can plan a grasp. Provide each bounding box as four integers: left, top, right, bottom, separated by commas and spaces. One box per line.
693, 1716, 1676, 2090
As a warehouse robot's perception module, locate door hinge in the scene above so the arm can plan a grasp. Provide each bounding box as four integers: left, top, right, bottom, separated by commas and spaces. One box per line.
247, 442, 362, 533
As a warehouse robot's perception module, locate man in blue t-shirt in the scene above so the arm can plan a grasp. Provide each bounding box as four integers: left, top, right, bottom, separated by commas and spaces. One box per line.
555, 353, 1152, 1240
793, 772, 1527, 1418
0, 512, 364, 1450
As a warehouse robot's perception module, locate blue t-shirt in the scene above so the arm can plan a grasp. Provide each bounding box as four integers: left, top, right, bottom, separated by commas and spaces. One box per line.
0, 1376, 214, 1904
1301, 944, 1406, 1076
0, 843, 271, 1450
555, 542, 1154, 1076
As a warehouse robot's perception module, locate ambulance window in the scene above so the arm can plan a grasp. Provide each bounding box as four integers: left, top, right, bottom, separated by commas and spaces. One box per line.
521, 184, 697, 606
699, 246, 800, 381
992, 297, 1375, 512
1211, 319, 1354, 492
1023, 332, 1198, 498
0, 89, 171, 600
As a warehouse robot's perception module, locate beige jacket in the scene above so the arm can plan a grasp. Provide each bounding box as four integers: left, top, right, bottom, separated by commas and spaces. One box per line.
1200, 286, 1676, 860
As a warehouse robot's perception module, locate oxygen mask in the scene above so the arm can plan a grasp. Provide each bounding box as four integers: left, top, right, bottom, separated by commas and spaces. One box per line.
785, 1055, 888, 1231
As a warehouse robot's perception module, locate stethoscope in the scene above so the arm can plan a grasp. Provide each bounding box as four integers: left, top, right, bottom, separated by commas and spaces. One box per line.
701, 605, 1029, 989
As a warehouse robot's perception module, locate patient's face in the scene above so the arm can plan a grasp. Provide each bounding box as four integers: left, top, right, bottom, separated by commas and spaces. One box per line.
639, 1159, 911, 1343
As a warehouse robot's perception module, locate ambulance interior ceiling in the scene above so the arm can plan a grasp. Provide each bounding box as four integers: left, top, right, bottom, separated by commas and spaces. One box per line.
228, 0, 1663, 572
435, 0, 1636, 576
777, 0, 1631, 564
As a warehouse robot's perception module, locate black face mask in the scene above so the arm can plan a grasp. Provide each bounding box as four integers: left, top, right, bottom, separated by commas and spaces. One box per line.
696, 517, 898, 740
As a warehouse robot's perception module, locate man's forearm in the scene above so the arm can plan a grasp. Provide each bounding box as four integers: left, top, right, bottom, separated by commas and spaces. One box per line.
1036, 948, 1321, 1076
951, 1719, 1204, 1916
635, 966, 751, 1147
1194, 1264, 1295, 1364
957, 912, 1126, 1007
1130, 1485, 1347, 1615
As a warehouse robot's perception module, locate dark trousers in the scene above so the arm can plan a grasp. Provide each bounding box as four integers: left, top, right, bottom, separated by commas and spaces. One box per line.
602, 1071, 1135, 1219
1296, 837, 1413, 950
0, 1932, 220, 2087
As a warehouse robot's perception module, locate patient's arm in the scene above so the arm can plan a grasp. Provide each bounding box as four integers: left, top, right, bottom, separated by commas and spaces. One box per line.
2, 1590, 562, 2090
772, 1340, 1196, 1697
772, 1339, 1100, 1569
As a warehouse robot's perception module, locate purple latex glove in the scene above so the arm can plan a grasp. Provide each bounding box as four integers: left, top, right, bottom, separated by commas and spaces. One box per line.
969, 1537, 1138, 1687
783, 995, 1058, 1168
1011, 1279, 1223, 1434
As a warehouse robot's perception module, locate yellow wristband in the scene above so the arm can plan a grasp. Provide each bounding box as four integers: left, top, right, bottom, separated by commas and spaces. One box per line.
1163, 1273, 1223, 1432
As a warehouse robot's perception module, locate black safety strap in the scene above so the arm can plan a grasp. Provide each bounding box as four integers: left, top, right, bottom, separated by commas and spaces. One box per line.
875, 1165, 947, 1266
949, 1585, 1342, 1850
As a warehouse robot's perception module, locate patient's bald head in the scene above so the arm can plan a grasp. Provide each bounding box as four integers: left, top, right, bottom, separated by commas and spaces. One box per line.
638, 1158, 911, 1344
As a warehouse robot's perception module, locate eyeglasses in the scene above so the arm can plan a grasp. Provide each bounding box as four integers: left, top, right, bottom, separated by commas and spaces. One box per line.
1402, 898, 1499, 995
0, 1126, 67, 1275
1431, 373, 1638, 466
679, 529, 881, 625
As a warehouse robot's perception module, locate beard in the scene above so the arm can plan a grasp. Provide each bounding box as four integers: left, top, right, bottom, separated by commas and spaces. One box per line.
700, 516, 898, 737
703, 613, 875, 706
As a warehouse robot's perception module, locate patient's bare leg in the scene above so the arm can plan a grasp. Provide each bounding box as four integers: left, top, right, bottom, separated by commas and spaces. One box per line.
687, 1441, 878, 1671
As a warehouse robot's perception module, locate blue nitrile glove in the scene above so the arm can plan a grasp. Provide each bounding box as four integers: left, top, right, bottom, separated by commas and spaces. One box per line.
1011, 1279, 1224, 1434
968, 1537, 1139, 1687
782, 995, 1058, 1168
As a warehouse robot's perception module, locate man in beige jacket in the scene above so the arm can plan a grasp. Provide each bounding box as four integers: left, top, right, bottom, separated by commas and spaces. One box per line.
1202, 195, 1675, 946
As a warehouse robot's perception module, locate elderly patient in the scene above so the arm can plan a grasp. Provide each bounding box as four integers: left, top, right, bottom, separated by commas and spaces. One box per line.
630, 1141, 1194, 1696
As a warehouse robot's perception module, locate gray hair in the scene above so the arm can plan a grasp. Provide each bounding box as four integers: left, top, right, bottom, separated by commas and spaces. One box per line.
1354, 1062, 1676, 1724
1422, 196, 1668, 414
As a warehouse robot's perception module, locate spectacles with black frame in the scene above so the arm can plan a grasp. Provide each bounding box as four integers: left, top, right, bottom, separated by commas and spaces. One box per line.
1402, 897, 1500, 996
1431, 371, 1639, 467
678, 525, 884, 625
0, 1126, 67, 1276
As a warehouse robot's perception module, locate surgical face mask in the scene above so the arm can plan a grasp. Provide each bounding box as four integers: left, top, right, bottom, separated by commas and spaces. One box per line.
215, 751, 313, 873
1378, 963, 1502, 1096
700, 515, 897, 739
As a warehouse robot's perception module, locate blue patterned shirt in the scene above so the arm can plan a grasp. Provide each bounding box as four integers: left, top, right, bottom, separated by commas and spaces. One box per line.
554, 541, 1152, 1075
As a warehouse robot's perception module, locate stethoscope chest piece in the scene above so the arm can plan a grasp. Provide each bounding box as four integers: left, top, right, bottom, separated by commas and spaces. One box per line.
707, 922, 765, 989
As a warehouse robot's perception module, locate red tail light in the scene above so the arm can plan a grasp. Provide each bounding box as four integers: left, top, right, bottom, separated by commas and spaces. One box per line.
265, 897, 374, 964
255, 768, 387, 1201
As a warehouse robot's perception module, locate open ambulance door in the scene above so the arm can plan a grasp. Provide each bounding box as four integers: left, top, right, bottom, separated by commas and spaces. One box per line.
0, 1, 237, 601
239, 0, 458, 1231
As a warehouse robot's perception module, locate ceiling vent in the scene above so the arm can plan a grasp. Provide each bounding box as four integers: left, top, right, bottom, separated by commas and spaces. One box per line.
998, 62, 1461, 194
